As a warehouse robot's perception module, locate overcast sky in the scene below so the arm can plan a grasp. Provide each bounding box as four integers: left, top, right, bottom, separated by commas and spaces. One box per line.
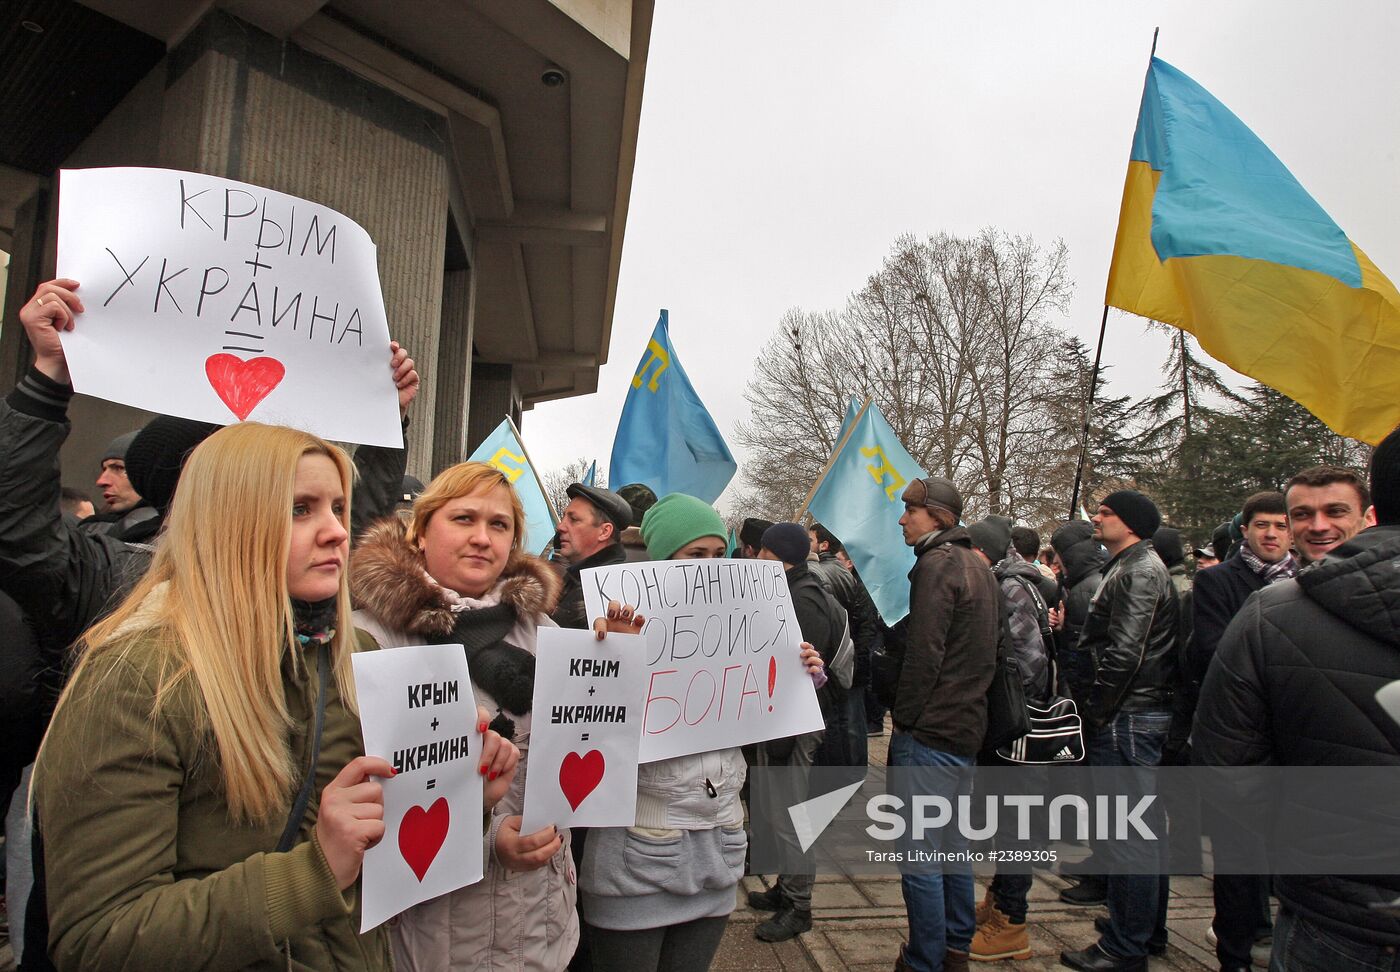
525, 1, 1400, 510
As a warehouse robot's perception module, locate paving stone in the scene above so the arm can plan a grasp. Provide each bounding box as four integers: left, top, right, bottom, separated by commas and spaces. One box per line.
828, 928, 906, 967
856, 880, 906, 907
812, 883, 873, 909
712, 919, 817, 970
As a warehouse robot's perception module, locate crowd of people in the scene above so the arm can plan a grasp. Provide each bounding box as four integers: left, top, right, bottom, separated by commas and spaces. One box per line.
2, 275, 1399, 972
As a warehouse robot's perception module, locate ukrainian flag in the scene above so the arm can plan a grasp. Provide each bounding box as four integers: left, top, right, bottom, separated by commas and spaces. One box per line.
1107, 57, 1400, 444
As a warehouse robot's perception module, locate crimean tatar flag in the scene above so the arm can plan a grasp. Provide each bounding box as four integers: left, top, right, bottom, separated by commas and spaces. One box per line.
467, 418, 557, 556
807, 401, 927, 624
610, 311, 737, 504
1107, 57, 1400, 444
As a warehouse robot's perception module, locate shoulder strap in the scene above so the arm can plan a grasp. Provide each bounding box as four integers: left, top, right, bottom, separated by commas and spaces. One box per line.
276, 641, 329, 853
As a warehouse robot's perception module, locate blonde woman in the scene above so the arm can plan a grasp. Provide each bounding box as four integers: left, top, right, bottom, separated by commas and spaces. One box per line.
32, 424, 517, 972
351, 460, 643, 971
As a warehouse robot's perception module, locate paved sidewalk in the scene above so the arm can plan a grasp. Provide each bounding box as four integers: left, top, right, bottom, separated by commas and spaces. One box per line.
715, 724, 1224, 972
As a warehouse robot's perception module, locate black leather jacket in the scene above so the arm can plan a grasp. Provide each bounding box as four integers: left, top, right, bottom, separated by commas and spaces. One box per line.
1077, 539, 1179, 727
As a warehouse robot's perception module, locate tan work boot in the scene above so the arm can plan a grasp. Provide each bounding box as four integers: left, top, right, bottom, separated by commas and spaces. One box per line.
969, 901, 1031, 962
974, 886, 994, 926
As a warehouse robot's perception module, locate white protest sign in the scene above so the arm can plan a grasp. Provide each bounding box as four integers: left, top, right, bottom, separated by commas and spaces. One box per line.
521, 627, 647, 833
352, 643, 484, 931
56, 167, 401, 446
582, 559, 824, 763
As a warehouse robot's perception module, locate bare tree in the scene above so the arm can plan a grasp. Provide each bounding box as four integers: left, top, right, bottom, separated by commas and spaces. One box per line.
541, 458, 605, 519
735, 230, 1078, 523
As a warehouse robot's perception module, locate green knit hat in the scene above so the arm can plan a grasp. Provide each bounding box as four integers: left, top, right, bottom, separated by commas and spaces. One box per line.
641, 493, 726, 559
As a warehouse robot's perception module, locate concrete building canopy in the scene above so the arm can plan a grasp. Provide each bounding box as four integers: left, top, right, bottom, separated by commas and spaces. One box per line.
0, 0, 651, 481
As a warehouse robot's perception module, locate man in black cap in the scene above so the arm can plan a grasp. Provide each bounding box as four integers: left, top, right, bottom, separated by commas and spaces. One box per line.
889, 477, 999, 972
550, 483, 632, 629
1194, 425, 1400, 972
1060, 490, 1178, 972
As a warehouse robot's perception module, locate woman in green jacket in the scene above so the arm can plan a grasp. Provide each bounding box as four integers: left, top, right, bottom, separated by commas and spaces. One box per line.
31, 422, 517, 972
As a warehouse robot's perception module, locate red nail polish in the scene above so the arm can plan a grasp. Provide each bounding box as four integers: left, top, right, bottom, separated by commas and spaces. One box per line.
478, 721, 488, 733
489, 771, 498, 781
480, 764, 488, 775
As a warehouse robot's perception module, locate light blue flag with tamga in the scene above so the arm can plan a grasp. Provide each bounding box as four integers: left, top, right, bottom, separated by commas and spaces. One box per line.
610, 310, 736, 504
467, 418, 558, 556
834, 396, 860, 447
583, 460, 598, 488
807, 401, 927, 624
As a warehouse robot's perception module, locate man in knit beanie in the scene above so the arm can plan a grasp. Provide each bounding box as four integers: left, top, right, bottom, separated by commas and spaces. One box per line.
95, 430, 141, 514
1060, 490, 1178, 968
81, 428, 162, 540
1195, 424, 1400, 968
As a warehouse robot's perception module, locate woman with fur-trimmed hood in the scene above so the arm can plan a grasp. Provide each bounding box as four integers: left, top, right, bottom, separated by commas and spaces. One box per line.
352, 461, 639, 971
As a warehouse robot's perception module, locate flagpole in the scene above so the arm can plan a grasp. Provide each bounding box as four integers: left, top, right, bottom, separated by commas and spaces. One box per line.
1068, 27, 1159, 520
795, 396, 873, 521
504, 413, 559, 528
1068, 305, 1110, 519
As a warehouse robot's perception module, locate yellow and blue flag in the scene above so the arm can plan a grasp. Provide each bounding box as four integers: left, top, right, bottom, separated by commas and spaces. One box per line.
807, 401, 927, 624
610, 310, 737, 503
1107, 57, 1400, 444
467, 418, 557, 555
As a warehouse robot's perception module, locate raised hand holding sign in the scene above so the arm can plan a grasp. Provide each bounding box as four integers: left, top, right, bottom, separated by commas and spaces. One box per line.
56, 167, 402, 446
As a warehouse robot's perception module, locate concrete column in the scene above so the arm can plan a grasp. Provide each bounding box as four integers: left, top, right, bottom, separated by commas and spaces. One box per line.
432, 268, 475, 476
466, 362, 519, 457
156, 13, 451, 470
0, 190, 51, 391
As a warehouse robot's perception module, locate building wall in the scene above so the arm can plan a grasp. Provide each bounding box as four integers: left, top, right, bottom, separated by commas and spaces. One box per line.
25, 11, 456, 495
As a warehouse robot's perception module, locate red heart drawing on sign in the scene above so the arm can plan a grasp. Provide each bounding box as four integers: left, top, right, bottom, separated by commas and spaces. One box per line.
398, 797, 450, 882
204, 353, 285, 421
559, 750, 605, 811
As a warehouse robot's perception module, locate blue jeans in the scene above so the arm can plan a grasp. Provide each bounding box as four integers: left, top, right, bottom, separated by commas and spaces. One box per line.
889, 732, 976, 971
1088, 710, 1171, 961
1272, 907, 1400, 972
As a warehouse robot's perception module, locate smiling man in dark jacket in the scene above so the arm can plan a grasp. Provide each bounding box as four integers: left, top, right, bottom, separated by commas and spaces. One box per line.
1060, 490, 1178, 972
1194, 426, 1400, 971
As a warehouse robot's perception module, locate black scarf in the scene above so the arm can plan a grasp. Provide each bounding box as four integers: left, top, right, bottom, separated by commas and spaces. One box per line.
292, 596, 338, 646
449, 602, 535, 740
